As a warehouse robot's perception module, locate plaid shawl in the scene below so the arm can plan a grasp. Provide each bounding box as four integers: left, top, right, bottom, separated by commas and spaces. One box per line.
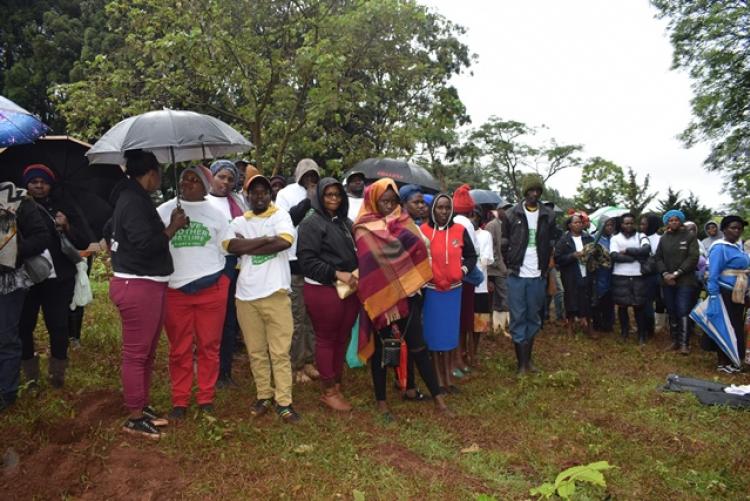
354, 178, 433, 331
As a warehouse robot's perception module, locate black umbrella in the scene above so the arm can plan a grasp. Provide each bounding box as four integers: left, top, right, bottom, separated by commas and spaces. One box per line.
469, 189, 503, 206
0, 136, 124, 239
344, 158, 440, 193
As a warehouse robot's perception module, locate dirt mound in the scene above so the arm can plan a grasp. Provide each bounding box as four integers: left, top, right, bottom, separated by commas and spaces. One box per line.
0, 389, 187, 500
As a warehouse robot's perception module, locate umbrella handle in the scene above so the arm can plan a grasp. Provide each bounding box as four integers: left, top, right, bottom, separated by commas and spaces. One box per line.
171, 146, 180, 208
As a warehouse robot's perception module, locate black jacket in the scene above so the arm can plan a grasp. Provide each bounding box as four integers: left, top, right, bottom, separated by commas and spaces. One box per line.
32, 195, 92, 280
16, 198, 52, 264
654, 228, 699, 287
297, 178, 357, 285
554, 231, 594, 286
107, 178, 173, 277
503, 202, 557, 276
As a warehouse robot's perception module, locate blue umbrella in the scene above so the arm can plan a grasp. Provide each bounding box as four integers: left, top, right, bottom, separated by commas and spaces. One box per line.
0, 96, 49, 147
690, 295, 741, 367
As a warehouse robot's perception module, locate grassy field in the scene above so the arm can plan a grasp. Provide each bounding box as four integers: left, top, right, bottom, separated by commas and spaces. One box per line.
1, 274, 750, 500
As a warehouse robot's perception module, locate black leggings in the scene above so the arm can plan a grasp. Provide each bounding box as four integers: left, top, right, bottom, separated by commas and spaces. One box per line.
371, 295, 441, 401
19, 277, 75, 360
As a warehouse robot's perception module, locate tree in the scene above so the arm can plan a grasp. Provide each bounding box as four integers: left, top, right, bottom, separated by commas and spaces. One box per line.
621, 167, 657, 217
652, 1, 750, 186
53, 0, 472, 176
656, 187, 713, 232
656, 187, 683, 214
573, 157, 626, 212
465, 116, 582, 201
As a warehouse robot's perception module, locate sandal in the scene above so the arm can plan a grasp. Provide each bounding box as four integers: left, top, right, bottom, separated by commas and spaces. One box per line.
402, 389, 427, 401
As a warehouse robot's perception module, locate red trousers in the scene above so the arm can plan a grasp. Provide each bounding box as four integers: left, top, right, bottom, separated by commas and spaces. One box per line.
303, 283, 359, 385
164, 275, 229, 407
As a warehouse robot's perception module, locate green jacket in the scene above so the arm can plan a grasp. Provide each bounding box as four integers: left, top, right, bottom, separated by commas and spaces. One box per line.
654, 228, 699, 287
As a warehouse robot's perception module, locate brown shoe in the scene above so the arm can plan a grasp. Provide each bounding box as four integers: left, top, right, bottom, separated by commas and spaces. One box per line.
320, 387, 352, 412
303, 363, 320, 380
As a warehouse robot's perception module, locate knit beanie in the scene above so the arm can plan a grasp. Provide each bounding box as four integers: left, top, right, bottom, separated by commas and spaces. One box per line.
22, 164, 57, 187
521, 173, 544, 196
181, 165, 213, 195
452, 184, 475, 215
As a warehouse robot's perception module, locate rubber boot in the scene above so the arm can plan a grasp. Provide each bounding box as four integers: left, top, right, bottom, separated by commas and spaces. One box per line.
48, 357, 68, 389
666, 316, 679, 351
526, 338, 539, 373
21, 357, 40, 395
513, 342, 527, 376
679, 317, 691, 355
319, 381, 351, 411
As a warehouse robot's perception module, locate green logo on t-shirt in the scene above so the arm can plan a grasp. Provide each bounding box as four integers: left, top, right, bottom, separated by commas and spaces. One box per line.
172, 221, 211, 248
528, 228, 537, 248
251, 253, 278, 265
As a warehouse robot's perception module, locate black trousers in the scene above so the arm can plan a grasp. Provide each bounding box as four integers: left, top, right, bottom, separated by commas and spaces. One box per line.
19, 277, 75, 360
592, 291, 614, 332
371, 295, 441, 401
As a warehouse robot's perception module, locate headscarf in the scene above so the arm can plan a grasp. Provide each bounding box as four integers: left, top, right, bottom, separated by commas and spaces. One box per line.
398, 184, 423, 203
180, 165, 213, 196
662, 209, 685, 226
353, 178, 433, 333
209, 159, 239, 183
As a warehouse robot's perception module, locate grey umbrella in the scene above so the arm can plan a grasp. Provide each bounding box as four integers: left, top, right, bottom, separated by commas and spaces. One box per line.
343, 158, 440, 193
86, 109, 252, 165
469, 189, 503, 206
86, 109, 252, 205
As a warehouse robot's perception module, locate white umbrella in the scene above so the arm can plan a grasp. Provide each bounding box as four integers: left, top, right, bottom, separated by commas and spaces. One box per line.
588, 206, 629, 233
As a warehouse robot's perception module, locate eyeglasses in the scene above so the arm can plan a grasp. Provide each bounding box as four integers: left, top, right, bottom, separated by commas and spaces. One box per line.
324, 192, 343, 199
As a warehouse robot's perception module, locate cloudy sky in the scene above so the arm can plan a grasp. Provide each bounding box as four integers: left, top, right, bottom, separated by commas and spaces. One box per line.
423, 0, 726, 209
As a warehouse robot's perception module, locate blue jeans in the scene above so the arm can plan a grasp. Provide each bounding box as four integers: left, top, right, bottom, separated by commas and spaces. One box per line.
0, 289, 26, 406
507, 275, 546, 344
662, 285, 695, 318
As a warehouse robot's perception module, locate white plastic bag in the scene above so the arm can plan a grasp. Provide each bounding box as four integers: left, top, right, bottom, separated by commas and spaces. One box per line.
70, 260, 93, 310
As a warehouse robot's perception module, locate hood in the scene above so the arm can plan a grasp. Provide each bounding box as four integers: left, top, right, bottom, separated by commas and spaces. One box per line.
703, 220, 723, 238
428, 193, 454, 228
294, 158, 320, 184
312, 177, 349, 220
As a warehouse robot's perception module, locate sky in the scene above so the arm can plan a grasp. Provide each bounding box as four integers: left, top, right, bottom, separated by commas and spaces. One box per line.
423, 0, 727, 209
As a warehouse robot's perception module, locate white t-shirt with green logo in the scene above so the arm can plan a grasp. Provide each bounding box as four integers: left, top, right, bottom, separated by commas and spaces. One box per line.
229, 207, 295, 301
157, 198, 231, 289
519, 206, 541, 278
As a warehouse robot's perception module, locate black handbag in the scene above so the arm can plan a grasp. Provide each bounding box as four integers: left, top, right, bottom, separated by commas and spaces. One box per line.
381, 335, 403, 368
58, 232, 83, 264
640, 256, 658, 276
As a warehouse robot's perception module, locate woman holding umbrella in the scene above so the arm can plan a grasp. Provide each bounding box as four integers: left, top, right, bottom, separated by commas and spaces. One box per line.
703, 216, 749, 373
108, 150, 188, 439
19, 164, 92, 390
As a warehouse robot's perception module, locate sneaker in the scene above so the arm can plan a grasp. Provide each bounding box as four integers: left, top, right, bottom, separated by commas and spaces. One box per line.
199, 403, 214, 414
142, 406, 169, 427
717, 364, 741, 374
276, 404, 301, 424
168, 406, 187, 420
122, 417, 161, 440
249, 398, 274, 417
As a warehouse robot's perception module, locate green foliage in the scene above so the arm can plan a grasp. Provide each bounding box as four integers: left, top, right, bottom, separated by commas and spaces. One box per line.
621, 167, 657, 218
52, 0, 472, 177
652, 1, 750, 200
656, 188, 713, 232
461, 116, 582, 201
573, 157, 626, 212
530, 461, 614, 500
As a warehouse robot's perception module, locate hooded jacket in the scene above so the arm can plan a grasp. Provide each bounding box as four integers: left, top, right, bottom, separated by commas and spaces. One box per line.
503, 201, 557, 276
420, 194, 477, 290
701, 221, 723, 252
106, 178, 173, 277
296, 178, 358, 285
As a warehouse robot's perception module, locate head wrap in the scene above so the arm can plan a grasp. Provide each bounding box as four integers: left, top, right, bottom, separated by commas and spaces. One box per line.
242, 164, 261, 191
180, 165, 213, 195
423, 193, 434, 206
662, 209, 685, 225
398, 184, 423, 203
357, 178, 401, 221
720, 215, 749, 232
452, 184, 474, 215
22, 164, 56, 187
209, 159, 239, 181
521, 173, 544, 196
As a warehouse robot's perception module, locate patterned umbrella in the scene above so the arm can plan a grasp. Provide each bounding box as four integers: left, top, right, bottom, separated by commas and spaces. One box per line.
0, 95, 49, 147
691, 295, 741, 368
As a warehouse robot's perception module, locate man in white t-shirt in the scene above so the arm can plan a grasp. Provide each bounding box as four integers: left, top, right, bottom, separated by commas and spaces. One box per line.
504, 174, 557, 376
344, 170, 365, 221
225, 175, 300, 423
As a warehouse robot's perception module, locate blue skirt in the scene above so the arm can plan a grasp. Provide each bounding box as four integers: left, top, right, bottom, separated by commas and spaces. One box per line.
423, 286, 462, 351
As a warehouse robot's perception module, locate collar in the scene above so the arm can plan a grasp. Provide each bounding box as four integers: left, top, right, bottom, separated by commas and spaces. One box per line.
244, 202, 279, 219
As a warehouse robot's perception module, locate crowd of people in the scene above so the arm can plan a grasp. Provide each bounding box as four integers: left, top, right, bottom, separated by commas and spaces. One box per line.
0, 153, 748, 441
